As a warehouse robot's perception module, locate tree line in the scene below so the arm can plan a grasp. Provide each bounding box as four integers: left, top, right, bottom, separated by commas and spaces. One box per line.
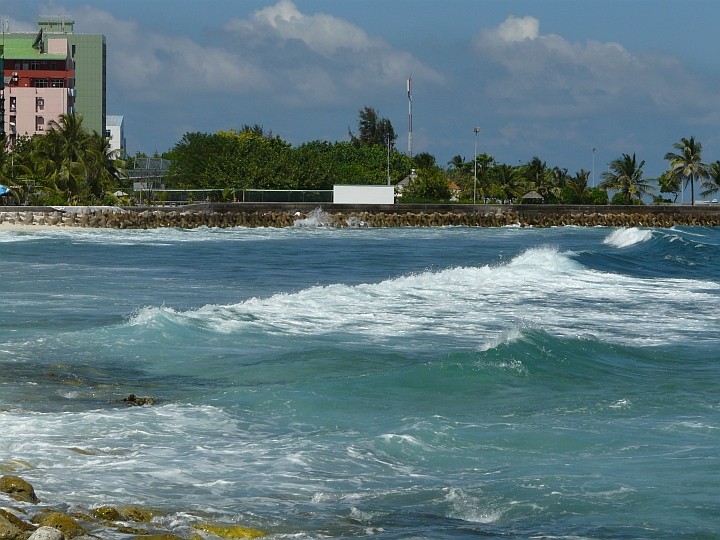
2, 109, 720, 206
0, 114, 124, 205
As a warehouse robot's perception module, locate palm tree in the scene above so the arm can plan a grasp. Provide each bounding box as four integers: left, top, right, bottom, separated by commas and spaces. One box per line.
700, 160, 720, 199
564, 169, 592, 203
599, 153, 654, 204
489, 163, 527, 203
538, 166, 567, 202
43, 113, 90, 165
664, 136, 708, 205
83, 132, 127, 201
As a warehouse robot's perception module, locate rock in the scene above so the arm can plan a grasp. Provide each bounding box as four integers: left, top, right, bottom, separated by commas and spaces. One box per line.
117, 505, 157, 522
130, 535, 183, 540
0, 510, 36, 532
0, 475, 39, 503
0, 513, 21, 540
28, 526, 65, 540
122, 394, 157, 406
31, 511, 85, 539
90, 506, 122, 521
193, 523, 266, 538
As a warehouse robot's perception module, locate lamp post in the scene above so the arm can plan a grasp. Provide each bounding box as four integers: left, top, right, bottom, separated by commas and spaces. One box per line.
387, 134, 391, 185
473, 127, 480, 204
592, 147, 596, 187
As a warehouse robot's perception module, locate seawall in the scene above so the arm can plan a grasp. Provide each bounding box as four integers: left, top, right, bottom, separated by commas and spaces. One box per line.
2, 203, 720, 229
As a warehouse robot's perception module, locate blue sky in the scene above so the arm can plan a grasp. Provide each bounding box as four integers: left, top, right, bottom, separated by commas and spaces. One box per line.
4, 0, 720, 188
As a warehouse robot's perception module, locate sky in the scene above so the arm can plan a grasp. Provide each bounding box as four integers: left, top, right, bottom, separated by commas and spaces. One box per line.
3, 0, 720, 189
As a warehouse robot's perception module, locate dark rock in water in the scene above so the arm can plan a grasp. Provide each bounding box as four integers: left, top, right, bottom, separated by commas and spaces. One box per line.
122, 394, 157, 406
0, 509, 37, 531
130, 535, 184, 540
31, 510, 86, 539
91, 506, 122, 521
0, 474, 39, 503
0, 513, 21, 540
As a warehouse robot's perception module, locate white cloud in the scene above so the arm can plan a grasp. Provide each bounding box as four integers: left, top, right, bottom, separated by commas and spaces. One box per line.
229, 0, 374, 57
471, 15, 718, 122
223, 0, 444, 103
72, 6, 269, 103
495, 15, 539, 43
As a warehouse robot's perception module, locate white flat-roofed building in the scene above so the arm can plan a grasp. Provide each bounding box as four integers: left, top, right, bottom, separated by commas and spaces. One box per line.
106, 114, 126, 157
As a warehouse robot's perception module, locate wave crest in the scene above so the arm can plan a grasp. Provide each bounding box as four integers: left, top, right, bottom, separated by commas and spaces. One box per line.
603, 227, 653, 248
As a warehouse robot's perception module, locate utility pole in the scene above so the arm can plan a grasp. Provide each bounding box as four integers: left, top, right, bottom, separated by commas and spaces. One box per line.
473, 127, 480, 204
407, 77, 413, 158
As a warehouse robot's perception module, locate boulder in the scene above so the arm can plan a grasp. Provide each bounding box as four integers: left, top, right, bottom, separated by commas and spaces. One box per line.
28, 526, 64, 540
0, 513, 21, 540
31, 511, 85, 539
122, 394, 157, 407
0, 510, 36, 532
0, 475, 39, 503
193, 522, 266, 538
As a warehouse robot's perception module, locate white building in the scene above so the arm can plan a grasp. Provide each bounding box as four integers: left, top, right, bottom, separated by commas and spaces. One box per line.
105, 114, 126, 157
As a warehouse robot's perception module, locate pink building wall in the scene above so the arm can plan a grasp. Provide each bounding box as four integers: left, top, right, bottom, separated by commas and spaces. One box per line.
4, 37, 74, 143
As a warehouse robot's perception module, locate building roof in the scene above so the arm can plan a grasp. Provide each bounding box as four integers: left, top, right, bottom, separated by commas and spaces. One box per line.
106, 115, 124, 127
2, 37, 67, 60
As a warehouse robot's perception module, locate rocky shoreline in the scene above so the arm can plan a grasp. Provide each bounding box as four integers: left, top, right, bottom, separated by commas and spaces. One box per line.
0, 474, 266, 539
1, 203, 720, 229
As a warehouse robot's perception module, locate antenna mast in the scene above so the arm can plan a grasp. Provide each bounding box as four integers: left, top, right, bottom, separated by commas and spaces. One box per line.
0, 19, 6, 141
407, 77, 413, 158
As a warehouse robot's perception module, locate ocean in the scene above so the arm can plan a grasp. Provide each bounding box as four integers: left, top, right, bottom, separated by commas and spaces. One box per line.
1, 218, 718, 539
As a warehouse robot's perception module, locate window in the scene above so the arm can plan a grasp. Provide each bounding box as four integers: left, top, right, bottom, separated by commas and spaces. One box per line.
36, 116, 45, 132
9, 97, 16, 112
30, 61, 39, 70
34, 79, 49, 88
51, 79, 64, 88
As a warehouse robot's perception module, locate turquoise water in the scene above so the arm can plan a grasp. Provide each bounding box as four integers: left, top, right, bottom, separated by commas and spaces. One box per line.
1, 222, 718, 539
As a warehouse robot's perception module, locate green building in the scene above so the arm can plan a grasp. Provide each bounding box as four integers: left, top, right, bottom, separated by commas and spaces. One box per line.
37, 17, 106, 137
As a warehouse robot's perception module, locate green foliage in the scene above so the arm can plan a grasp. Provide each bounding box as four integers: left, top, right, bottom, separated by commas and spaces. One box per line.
349, 106, 396, 147
664, 136, 708, 204
657, 170, 682, 203
1, 114, 126, 205
599, 153, 654, 205
487, 163, 527, 203
168, 134, 412, 192
701, 160, 720, 200
402, 167, 451, 202
167, 130, 292, 190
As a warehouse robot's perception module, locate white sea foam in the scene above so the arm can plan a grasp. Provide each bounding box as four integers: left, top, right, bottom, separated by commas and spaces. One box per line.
293, 208, 334, 227
603, 227, 653, 248
444, 487, 503, 524
124, 245, 720, 348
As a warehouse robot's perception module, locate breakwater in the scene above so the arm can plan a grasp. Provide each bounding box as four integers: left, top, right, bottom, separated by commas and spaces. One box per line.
2, 203, 720, 228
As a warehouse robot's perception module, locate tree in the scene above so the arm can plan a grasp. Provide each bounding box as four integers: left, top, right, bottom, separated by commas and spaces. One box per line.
599, 153, 653, 204
14, 113, 127, 204
413, 152, 436, 170
402, 167, 451, 202
488, 163, 527, 203
656, 170, 682, 203
448, 155, 472, 175
664, 136, 708, 205
700, 160, 720, 199
349, 106, 396, 147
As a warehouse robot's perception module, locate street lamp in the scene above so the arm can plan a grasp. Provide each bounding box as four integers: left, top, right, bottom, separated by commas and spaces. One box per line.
473, 127, 480, 204
592, 147, 596, 187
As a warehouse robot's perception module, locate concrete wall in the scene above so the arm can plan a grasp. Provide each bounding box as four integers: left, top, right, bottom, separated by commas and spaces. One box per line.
333, 185, 395, 205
